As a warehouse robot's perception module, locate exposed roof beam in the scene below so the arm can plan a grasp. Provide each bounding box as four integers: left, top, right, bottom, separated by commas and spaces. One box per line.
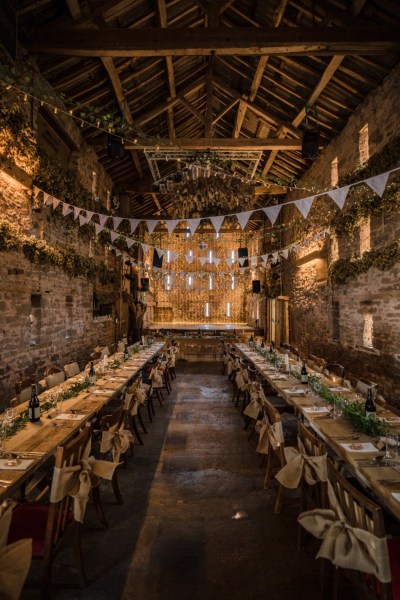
65, 0, 82, 21
127, 138, 305, 150
212, 98, 239, 125
179, 98, 206, 124
150, 192, 163, 213
205, 55, 214, 136
262, 55, 344, 177
27, 27, 400, 57
157, 0, 176, 139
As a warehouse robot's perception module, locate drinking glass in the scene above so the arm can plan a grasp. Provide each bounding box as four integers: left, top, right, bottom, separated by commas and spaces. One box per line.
333, 398, 344, 419
384, 434, 398, 461
0, 416, 7, 456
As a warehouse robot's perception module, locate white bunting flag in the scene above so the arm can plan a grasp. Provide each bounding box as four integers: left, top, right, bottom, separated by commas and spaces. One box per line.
236, 210, 252, 230
95, 223, 104, 236
294, 196, 315, 219
226, 258, 233, 267
186, 218, 201, 235
327, 185, 350, 210
365, 172, 390, 198
110, 231, 119, 243
261, 254, 268, 263
238, 257, 246, 266
263, 205, 282, 225
239, 267, 246, 274
272, 252, 278, 262
85, 211, 94, 223
280, 248, 289, 259
165, 220, 179, 235
293, 244, 301, 253
52, 198, 60, 209
130, 219, 140, 233
213, 258, 221, 267
79, 214, 88, 227
98, 214, 108, 227
126, 239, 135, 249
113, 216, 123, 230
199, 257, 207, 266
169, 251, 179, 262
146, 220, 159, 234
62, 203, 71, 216
73, 206, 81, 220
210, 215, 225, 232
185, 254, 194, 264
115, 249, 122, 257
250, 256, 257, 266
141, 243, 150, 254
45, 194, 53, 205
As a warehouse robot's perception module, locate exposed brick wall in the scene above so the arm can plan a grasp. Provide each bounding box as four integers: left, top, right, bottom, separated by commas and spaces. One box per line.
278, 62, 400, 404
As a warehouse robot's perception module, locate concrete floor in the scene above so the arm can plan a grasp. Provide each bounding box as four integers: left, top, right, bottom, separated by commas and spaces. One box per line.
21, 360, 357, 600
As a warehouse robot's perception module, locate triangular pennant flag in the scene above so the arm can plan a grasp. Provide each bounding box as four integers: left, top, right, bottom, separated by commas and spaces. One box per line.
156, 248, 166, 257
99, 214, 109, 227
294, 196, 315, 219
263, 205, 282, 225
95, 223, 104, 235
327, 185, 350, 210
185, 254, 194, 264
146, 220, 159, 234
85, 211, 94, 223
236, 210, 252, 230
226, 258, 233, 267
79, 214, 88, 227
272, 252, 278, 261
141, 243, 150, 253
280, 248, 289, 259
200, 257, 207, 266
365, 172, 390, 198
33, 186, 41, 198
113, 216, 123, 230
61, 202, 70, 216
261, 254, 268, 263
73, 206, 81, 220
210, 215, 225, 232
239, 267, 245, 274
293, 244, 301, 253
186, 218, 201, 235
126, 239, 135, 249
250, 256, 257, 266
130, 219, 140, 233
213, 258, 221, 267
220, 271, 225, 277
110, 231, 119, 243
52, 198, 60, 209
238, 257, 246, 266
45, 194, 53, 205
170, 251, 179, 262
165, 220, 179, 235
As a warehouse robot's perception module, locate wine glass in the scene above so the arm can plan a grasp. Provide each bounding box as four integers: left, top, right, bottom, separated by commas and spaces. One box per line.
384, 434, 398, 462
0, 416, 7, 456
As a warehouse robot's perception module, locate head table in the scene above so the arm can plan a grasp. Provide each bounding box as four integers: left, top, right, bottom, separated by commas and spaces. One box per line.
0, 343, 165, 503
234, 343, 400, 522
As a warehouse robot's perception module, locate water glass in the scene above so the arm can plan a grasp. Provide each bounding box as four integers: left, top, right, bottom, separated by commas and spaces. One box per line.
384, 435, 398, 460
333, 398, 344, 419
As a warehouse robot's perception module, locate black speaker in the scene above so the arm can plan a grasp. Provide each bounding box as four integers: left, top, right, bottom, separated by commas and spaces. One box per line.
302, 128, 319, 159
140, 277, 149, 292
107, 135, 125, 159
252, 280, 261, 293
238, 247, 249, 267
152, 249, 163, 269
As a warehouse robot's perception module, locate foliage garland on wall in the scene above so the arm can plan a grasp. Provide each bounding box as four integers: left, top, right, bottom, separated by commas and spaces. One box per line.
0, 220, 118, 284
328, 240, 400, 285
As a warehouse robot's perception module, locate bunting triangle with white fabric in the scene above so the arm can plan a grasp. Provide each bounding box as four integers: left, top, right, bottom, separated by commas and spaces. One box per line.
186, 218, 201, 235
365, 172, 390, 197
263, 204, 282, 225
236, 211, 252, 230
327, 185, 351, 210
294, 196, 315, 219
210, 215, 225, 232
130, 219, 139, 233
113, 216, 123, 230
146, 220, 159, 234
165, 220, 179, 235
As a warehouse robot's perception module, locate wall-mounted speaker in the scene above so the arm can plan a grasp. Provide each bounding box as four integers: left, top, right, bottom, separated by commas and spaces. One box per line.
107, 135, 125, 159
152, 249, 163, 269
252, 280, 261, 293
302, 128, 319, 159
238, 247, 249, 267
140, 278, 149, 292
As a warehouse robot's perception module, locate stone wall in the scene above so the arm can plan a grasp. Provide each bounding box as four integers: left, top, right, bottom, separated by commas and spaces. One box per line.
278, 61, 400, 404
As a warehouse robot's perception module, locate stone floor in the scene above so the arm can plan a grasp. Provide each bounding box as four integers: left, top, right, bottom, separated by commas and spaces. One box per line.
21, 360, 358, 600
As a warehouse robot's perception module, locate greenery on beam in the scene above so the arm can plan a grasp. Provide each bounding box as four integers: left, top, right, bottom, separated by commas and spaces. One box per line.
328, 240, 400, 285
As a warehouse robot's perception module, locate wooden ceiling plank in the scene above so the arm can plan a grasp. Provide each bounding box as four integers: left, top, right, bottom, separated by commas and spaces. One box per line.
126, 138, 304, 150
65, 0, 83, 21
179, 97, 206, 124
205, 56, 214, 136
212, 98, 239, 124
232, 100, 248, 138
27, 27, 400, 57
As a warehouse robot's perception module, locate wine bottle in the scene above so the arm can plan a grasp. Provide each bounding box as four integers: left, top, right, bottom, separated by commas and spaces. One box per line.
365, 387, 376, 419
89, 361, 96, 382
28, 384, 41, 422
300, 361, 309, 384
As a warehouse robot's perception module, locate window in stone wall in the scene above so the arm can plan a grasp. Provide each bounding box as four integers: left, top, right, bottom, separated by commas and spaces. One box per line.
93, 293, 113, 318
331, 157, 339, 187
359, 124, 369, 165
359, 216, 371, 254
332, 301, 340, 341
363, 314, 374, 348
205, 302, 210, 317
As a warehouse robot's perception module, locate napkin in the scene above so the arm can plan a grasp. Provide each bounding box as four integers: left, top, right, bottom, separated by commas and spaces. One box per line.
0, 459, 34, 470
286, 387, 306, 395
270, 375, 287, 380
55, 413, 86, 421
340, 442, 378, 452
91, 389, 115, 395
303, 406, 331, 414
328, 386, 350, 393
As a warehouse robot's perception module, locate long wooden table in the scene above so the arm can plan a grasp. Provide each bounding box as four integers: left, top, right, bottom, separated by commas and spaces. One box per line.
0, 343, 165, 502
235, 343, 400, 521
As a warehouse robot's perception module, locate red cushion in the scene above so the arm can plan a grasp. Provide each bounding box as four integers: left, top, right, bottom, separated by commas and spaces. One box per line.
7, 503, 49, 557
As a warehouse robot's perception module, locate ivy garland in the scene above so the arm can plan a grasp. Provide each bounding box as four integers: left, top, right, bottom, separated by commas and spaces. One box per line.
0, 220, 118, 284
328, 240, 400, 285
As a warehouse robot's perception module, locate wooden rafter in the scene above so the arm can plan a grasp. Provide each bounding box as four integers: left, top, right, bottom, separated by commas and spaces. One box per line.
27, 27, 400, 57
205, 55, 214, 136
126, 138, 305, 150
65, 0, 82, 21
180, 98, 206, 124
157, 0, 176, 139
262, 55, 345, 177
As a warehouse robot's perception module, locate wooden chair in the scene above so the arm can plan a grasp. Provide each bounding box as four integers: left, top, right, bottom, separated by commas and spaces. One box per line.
44, 365, 65, 389
123, 379, 148, 445
297, 421, 328, 548
8, 424, 93, 599
98, 407, 127, 506
316, 461, 400, 600
63, 362, 80, 379
356, 378, 378, 399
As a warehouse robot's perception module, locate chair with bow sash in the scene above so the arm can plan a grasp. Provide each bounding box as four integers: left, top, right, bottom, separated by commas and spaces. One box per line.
232, 364, 250, 409
256, 398, 299, 514
123, 378, 148, 446
7, 423, 119, 598
298, 460, 400, 600
0, 499, 32, 600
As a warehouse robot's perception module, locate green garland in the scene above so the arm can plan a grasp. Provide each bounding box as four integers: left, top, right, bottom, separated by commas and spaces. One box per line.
0, 220, 118, 284
328, 239, 400, 285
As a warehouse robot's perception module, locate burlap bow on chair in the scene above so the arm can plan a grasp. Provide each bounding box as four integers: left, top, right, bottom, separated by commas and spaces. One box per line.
298, 483, 391, 583
50, 441, 119, 523
256, 419, 284, 455
100, 423, 134, 463
275, 438, 327, 489
243, 384, 263, 419
0, 500, 32, 600
150, 366, 163, 388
